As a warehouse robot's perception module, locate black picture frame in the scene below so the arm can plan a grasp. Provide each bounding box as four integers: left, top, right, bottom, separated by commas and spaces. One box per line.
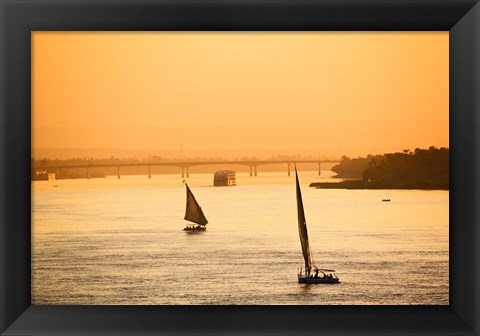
1, 0, 479, 335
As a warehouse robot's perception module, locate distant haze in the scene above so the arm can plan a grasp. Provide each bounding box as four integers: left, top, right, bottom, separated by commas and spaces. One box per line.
32, 32, 448, 159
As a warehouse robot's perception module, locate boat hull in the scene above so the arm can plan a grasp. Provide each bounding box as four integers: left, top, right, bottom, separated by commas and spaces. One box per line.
298, 275, 340, 284
183, 226, 206, 232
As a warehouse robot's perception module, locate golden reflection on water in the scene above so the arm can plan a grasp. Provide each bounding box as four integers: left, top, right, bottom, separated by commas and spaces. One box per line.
32, 171, 448, 305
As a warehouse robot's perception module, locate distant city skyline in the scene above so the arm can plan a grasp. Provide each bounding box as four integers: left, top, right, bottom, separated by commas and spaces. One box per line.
32, 145, 447, 161
32, 32, 448, 158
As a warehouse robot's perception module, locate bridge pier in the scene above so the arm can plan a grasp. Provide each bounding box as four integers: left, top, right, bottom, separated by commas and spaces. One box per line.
182, 167, 184, 178
249, 166, 252, 177
254, 166, 257, 177
117, 166, 120, 179
181, 167, 189, 178
318, 162, 321, 176
86, 167, 90, 180
148, 165, 151, 179
288, 162, 291, 176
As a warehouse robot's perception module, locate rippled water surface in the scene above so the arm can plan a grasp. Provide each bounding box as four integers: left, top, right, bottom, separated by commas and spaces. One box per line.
32, 171, 448, 305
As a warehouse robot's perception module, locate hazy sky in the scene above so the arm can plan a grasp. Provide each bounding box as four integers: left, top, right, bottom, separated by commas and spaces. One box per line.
32, 32, 448, 158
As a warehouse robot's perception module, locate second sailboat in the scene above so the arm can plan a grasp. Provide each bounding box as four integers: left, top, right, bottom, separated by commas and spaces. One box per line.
295, 166, 340, 284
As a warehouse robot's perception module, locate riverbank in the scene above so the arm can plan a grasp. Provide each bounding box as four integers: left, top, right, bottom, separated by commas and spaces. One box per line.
310, 180, 449, 190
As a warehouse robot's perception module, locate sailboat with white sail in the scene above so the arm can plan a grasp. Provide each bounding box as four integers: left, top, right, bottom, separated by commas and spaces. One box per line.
295, 166, 340, 284
183, 181, 208, 232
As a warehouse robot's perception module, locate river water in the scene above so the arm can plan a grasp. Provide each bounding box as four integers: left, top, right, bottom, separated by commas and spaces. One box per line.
31, 170, 448, 305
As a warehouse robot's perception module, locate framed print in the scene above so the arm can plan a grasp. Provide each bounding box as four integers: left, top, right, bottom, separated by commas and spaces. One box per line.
1, 0, 479, 335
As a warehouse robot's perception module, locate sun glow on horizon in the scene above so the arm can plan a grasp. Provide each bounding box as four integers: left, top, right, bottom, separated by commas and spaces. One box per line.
32, 31, 448, 159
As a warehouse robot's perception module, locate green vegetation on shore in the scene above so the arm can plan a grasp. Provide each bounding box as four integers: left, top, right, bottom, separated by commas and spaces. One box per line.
331, 155, 382, 179
311, 147, 449, 190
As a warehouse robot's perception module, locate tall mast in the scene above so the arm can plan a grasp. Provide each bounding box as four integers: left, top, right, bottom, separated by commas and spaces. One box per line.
295, 165, 312, 275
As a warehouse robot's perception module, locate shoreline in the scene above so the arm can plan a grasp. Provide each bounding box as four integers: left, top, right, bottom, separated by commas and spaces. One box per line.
309, 180, 449, 190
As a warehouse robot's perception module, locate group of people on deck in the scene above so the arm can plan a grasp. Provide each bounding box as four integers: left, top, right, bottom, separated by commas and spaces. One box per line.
312, 267, 334, 279
184, 225, 204, 231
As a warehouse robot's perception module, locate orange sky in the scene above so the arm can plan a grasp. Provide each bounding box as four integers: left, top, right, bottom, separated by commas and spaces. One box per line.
32, 32, 448, 159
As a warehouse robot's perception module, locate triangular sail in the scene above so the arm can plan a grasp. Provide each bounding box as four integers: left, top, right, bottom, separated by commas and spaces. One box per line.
295, 166, 312, 275
184, 184, 208, 226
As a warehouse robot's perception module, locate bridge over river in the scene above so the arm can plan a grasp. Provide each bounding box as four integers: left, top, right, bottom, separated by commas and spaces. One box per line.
34, 159, 339, 179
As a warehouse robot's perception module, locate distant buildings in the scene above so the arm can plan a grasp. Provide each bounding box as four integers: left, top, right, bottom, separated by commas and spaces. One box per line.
32, 170, 55, 181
